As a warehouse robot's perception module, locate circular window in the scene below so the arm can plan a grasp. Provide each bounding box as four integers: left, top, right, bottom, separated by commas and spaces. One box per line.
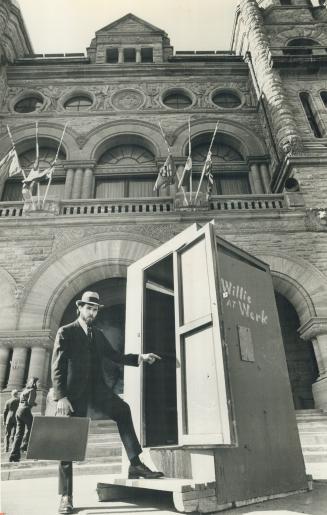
64, 95, 93, 111
14, 95, 44, 113
163, 90, 192, 109
212, 91, 241, 109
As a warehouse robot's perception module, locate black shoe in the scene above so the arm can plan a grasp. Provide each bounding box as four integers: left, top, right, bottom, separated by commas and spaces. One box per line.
9, 455, 20, 462
58, 495, 73, 514
128, 462, 164, 479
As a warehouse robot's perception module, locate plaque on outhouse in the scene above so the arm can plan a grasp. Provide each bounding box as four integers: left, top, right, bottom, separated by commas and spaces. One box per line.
237, 325, 255, 362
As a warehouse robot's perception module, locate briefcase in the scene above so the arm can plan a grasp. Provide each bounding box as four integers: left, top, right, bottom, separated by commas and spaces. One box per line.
26, 416, 90, 461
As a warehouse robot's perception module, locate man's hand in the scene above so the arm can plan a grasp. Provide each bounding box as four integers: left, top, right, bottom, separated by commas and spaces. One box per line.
140, 353, 161, 365
56, 397, 74, 416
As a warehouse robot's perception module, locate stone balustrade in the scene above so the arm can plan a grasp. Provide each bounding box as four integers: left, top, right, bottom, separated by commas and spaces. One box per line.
0, 193, 293, 218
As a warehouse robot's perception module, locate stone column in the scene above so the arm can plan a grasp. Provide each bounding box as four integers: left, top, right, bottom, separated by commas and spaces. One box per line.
239, 0, 301, 157
260, 163, 271, 193
0, 347, 10, 390
82, 168, 94, 198
6, 347, 29, 390
64, 168, 74, 199
118, 48, 124, 63
136, 48, 142, 63
28, 347, 49, 389
71, 168, 83, 199
299, 318, 327, 410
250, 163, 264, 193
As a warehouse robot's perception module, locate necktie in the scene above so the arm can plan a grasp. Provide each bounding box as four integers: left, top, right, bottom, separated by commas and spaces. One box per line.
87, 325, 93, 343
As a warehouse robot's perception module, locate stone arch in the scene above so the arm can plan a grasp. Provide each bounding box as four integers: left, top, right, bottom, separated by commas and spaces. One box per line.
18, 234, 160, 334
174, 119, 268, 158
258, 253, 327, 325
0, 268, 17, 330
85, 121, 168, 161
0, 122, 80, 160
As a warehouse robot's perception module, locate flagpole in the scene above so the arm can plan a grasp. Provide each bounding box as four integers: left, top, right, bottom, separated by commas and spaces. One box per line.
188, 117, 192, 204
194, 120, 219, 203
159, 121, 188, 206
35, 122, 41, 208
6, 125, 26, 179
42, 122, 68, 208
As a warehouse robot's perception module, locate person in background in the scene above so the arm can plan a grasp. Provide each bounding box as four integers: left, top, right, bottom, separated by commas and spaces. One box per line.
9, 376, 39, 462
3, 389, 19, 452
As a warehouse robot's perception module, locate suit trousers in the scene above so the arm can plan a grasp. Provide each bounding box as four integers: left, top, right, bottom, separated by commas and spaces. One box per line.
59, 392, 142, 495
4, 413, 17, 452
9, 406, 33, 460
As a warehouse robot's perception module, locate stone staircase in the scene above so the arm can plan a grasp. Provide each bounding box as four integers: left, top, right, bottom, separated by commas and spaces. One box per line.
1, 420, 122, 481
2, 411, 327, 481
296, 409, 327, 481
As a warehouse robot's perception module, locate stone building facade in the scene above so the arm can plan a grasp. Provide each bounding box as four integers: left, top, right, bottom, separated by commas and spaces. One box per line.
0, 0, 327, 414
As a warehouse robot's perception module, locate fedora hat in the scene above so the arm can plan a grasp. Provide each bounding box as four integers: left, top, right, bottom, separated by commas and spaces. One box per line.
76, 291, 104, 308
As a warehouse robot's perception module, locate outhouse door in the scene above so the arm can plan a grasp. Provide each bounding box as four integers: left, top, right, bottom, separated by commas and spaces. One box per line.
124, 222, 232, 450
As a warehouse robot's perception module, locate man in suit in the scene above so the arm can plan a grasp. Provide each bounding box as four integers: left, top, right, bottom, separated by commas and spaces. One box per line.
9, 377, 39, 462
51, 291, 163, 515
3, 389, 19, 452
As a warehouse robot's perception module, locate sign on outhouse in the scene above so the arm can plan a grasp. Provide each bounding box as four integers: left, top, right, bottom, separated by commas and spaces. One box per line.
99, 222, 309, 513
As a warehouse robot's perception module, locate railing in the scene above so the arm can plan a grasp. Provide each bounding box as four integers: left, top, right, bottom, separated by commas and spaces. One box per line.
0, 194, 287, 218
0, 202, 24, 217
60, 197, 174, 216
209, 194, 285, 211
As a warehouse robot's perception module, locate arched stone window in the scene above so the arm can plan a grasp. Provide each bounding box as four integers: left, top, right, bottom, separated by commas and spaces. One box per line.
300, 92, 323, 138
95, 141, 158, 199
283, 38, 320, 56
2, 144, 66, 202
187, 134, 250, 195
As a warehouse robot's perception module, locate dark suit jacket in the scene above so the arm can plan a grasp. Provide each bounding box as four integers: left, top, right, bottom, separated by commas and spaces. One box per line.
51, 319, 139, 402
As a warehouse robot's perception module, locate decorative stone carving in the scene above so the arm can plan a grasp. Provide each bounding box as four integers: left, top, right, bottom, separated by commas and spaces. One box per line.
299, 317, 327, 341
0, 67, 8, 108
40, 86, 62, 111
306, 208, 327, 231
282, 135, 303, 157
76, 135, 87, 149
0, 332, 54, 350
239, 0, 302, 159
23, 199, 60, 216
111, 89, 145, 111
144, 84, 161, 108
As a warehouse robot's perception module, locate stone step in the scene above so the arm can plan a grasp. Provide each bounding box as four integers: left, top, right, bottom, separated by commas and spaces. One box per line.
296, 416, 327, 422
296, 422, 327, 431
299, 433, 327, 445
1, 460, 121, 481
302, 445, 327, 453
301, 452, 327, 463
1, 453, 120, 470
88, 423, 119, 434
85, 444, 122, 458
296, 409, 324, 415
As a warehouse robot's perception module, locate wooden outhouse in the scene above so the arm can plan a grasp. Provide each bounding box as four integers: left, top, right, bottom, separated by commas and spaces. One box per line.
98, 222, 309, 512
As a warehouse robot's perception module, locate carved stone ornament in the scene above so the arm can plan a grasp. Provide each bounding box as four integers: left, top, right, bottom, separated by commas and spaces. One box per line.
306, 208, 327, 231
281, 135, 303, 157
299, 317, 327, 340
76, 135, 87, 149
111, 89, 145, 111
23, 198, 60, 216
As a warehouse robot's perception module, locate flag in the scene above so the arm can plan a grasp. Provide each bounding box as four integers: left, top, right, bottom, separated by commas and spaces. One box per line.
154, 153, 176, 191
24, 165, 55, 184
203, 150, 214, 189
8, 150, 22, 177
0, 148, 22, 177
177, 155, 192, 190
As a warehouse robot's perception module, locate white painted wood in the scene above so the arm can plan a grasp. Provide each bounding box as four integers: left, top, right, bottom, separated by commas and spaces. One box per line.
183, 327, 220, 435
174, 223, 232, 446
180, 238, 211, 324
